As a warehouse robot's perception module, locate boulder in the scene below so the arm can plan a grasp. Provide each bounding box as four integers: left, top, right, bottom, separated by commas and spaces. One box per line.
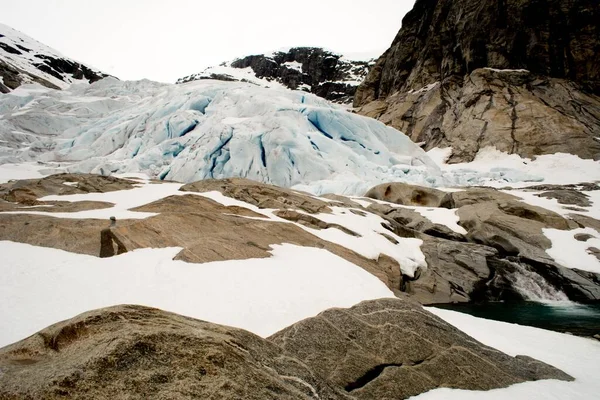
270, 298, 572, 400
181, 178, 331, 214
536, 190, 592, 207
0, 305, 350, 400
364, 182, 454, 208
367, 203, 466, 242
457, 200, 571, 261
450, 188, 519, 208
413, 238, 496, 304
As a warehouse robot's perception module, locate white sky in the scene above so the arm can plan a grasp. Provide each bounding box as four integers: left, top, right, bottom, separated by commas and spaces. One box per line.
2, 0, 415, 83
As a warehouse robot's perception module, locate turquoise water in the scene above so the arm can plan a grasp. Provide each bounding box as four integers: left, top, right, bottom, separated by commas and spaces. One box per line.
431, 302, 600, 336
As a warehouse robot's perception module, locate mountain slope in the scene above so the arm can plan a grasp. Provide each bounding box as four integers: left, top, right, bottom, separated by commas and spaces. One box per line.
177, 47, 375, 104
0, 23, 108, 93
354, 0, 600, 163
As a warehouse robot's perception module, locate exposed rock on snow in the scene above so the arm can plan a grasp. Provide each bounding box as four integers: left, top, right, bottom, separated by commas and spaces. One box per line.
365, 182, 454, 208
3, 173, 600, 305
355, 0, 600, 162
181, 178, 332, 214
270, 298, 572, 400
359, 181, 600, 304
177, 47, 374, 104
0, 23, 108, 93
0, 173, 134, 204
0, 305, 352, 400
0, 175, 423, 291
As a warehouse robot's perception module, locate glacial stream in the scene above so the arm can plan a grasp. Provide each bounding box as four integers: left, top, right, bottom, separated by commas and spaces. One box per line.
432, 261, 600, 336
432, 302, 600, 336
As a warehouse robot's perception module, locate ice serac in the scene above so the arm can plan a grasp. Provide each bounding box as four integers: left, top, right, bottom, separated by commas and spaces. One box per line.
0, 24, 108, 93
0, 78, 438, 194
177, 47, 375, 104
355, 0, 600, 162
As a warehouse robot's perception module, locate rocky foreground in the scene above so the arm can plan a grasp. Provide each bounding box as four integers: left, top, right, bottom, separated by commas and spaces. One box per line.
0, 300, 571, 399
1, 173, 599, 398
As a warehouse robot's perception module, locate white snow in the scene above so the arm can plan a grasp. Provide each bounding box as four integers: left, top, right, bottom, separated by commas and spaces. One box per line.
414, 308, 600, 400
0, 162, 46, 183
283, 61, 303, 72
408, 82, 440, 95
0, 173, 427, 277
3, 182, 185, 220
432, 147, 600, 188
0, 241, 394, 347
302, 207, 426, 276
544, 228, 600, 274
406, 206, 466, 234
483, 68, 530, 73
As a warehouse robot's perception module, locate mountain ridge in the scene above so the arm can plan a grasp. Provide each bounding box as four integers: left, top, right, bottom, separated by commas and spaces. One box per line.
177, 47, 376, 104
0, 23, 108, 93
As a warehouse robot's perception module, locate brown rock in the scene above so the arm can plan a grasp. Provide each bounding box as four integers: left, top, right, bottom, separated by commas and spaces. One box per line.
181, 178, 332, 214
354, 0, 600, 161
537, 190, 592, 207
451, 188, 519, 208
0, 193, 403, 292
0, 173, 135, 206
270, 298, 572, 400
364, 182, 454, 208
0, 305, 350, 400
575, 233, 595, 242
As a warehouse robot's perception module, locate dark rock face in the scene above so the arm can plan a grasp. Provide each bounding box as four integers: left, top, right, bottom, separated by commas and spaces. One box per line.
355, 0, 600, 162
178, 47, 373, 103
270, 298, 572, 400
356, 0, 600, 101
0, 24, 109, 92
0, 305, 351, 400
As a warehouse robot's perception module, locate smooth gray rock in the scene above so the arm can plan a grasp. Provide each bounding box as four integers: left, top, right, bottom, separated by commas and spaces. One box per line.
270, 299, 573, 400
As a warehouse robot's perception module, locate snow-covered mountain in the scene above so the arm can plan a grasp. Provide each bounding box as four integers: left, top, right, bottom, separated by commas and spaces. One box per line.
177, 47, 375, 104
0, 23, 108, 93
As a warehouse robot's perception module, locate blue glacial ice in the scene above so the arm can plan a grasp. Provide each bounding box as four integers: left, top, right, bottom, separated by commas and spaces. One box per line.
0, 78, 544, 195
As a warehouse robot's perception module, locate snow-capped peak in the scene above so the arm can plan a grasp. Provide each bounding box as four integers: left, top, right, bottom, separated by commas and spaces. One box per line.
0, 23, 109, 93
176, 47, 378, 104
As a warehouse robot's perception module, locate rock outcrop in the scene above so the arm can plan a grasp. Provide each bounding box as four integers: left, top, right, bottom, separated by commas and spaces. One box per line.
361, 181, 600, 304
0, 305, 351, 400
270, 298, 572, 400
365, 182, 454, 208
0, 301, 572, 399
177, 47, 373, 103
354, 0, 600, 162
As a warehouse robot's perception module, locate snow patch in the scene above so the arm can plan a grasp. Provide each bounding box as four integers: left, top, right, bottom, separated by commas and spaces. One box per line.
0, 241, 394, 347
544, 228, 600, 274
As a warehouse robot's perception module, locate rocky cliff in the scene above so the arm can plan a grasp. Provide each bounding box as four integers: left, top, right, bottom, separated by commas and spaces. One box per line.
0, 23, 108, 93
354, 0, 600, 162
178, 47, 373, 103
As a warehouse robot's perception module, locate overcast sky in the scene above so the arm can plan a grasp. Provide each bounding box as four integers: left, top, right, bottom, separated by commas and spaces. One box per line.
2, 0, 415, 83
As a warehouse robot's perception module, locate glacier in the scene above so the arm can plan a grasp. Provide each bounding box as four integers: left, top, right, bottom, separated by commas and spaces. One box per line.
0, 78, 543, 195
